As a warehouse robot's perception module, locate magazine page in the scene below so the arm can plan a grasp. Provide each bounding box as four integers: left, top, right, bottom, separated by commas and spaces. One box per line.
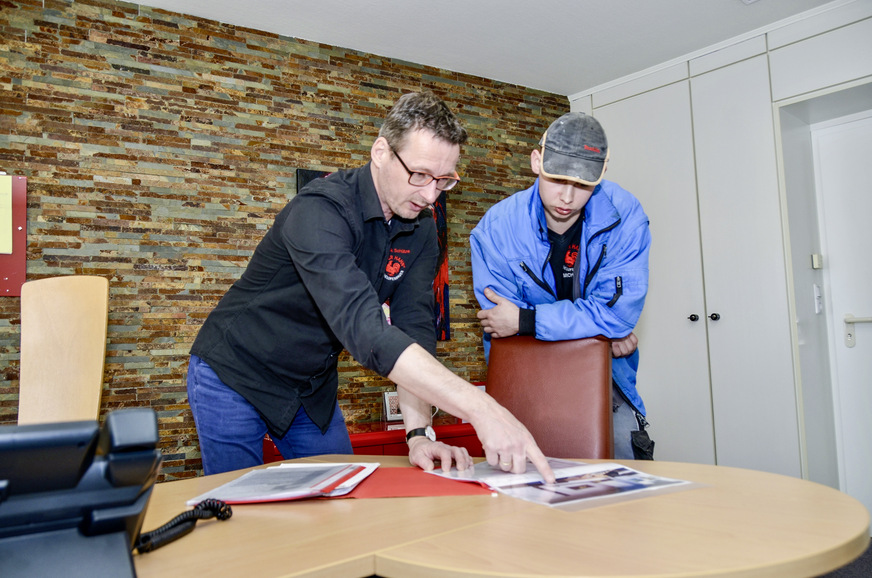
434, 457, 587, 488
186, 462, 379, 506
429, 459, 697, 511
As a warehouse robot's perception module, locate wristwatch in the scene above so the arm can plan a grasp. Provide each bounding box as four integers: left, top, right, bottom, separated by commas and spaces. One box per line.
406, 426, 436, 443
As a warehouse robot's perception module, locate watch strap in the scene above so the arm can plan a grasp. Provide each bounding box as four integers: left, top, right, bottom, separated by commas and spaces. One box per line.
406, 426, 435, 442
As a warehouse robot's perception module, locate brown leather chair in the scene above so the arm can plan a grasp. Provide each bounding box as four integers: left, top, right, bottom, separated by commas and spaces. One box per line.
486, 335, 613, 459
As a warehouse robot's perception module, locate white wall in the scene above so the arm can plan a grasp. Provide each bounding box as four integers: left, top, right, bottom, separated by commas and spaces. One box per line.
569, 0, 872, 485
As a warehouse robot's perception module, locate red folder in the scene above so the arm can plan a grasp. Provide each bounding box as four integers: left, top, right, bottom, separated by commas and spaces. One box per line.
345, 467, 494, 499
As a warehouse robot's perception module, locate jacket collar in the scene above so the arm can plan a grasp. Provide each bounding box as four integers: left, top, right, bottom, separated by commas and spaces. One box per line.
360, 162, 388, 222
529, 177, 620, 240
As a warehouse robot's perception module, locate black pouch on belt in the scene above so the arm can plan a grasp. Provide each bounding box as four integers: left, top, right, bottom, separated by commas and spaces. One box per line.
631, 413, 655, 460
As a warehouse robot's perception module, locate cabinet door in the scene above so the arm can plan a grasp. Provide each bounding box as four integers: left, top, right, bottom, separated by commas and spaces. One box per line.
691, 55, 801, 477
595, 81, 716, 465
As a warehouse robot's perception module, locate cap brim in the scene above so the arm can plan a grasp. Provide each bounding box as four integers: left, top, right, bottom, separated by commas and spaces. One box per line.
540, 148, 608, 186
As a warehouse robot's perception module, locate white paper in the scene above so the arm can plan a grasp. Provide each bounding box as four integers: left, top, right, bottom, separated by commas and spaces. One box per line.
186, 462, 379, 506
0, 176, 12, 255
430, 459, 695, 511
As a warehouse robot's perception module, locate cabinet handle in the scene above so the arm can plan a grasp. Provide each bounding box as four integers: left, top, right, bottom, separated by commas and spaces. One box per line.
709, 313, 721, 321
688, 314, 699, 322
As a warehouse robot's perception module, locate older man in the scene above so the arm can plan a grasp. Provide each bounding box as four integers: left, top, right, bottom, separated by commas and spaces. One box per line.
188, 91, 554, 481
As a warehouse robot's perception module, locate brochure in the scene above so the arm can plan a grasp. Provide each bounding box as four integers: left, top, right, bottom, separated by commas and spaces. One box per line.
430, 458, 696, 511
186, 462, 379, 506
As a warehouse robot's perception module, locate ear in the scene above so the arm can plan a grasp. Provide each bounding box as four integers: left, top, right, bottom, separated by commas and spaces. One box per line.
371, 136, 391, 168
530, 148, 542, 176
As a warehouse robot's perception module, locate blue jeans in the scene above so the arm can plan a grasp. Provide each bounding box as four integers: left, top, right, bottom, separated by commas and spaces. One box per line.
187, 355, 353, 475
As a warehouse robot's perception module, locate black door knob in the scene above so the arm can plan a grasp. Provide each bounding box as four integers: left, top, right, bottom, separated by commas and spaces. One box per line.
709, 313, 721, 321
688, 314, 699, 322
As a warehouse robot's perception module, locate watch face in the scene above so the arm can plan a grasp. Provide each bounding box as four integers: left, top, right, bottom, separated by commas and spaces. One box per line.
425, 426, 436, 442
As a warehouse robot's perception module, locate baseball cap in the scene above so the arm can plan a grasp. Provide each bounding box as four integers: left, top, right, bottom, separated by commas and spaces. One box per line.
539, 112, 609, 186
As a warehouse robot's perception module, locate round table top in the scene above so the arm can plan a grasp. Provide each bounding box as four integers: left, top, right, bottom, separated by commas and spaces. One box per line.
135, 456, 870, 578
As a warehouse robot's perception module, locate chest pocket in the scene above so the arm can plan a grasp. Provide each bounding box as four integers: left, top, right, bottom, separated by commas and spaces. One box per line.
515, 260, 556, 303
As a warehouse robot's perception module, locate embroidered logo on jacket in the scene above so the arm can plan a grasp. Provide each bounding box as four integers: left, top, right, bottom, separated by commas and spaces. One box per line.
385, 248, 409, 281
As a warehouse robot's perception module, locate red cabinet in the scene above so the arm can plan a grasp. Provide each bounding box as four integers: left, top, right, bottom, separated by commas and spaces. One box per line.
263, 416, 483, 462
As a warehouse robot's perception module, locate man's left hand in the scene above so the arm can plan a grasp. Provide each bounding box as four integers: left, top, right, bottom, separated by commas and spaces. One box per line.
611, 332, 638, 358
407, 437, 474, 473
477, 287, 520, 338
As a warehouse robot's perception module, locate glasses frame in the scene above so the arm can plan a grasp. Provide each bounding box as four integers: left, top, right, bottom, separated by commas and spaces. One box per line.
391, 147, 460, 191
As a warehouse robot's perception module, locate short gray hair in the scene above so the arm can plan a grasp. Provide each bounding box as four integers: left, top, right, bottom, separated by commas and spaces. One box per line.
378, 91, 468, 152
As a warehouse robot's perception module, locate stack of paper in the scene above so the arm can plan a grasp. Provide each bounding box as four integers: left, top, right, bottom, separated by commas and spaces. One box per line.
186, 463, 378, 505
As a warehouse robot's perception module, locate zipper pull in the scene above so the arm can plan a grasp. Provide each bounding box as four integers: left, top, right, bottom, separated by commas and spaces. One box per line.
606, 276, 623, 307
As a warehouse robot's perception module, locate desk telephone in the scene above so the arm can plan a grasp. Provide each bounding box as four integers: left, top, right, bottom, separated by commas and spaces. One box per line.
0, 408, 231, 576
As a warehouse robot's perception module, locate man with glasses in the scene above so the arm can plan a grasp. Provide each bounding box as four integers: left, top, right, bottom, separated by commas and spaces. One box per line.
188, 91, 555, 481
471, 112, 654, 460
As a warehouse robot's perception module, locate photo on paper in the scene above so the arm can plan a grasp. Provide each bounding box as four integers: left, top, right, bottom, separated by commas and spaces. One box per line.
383, 391, 402, 421
495, 464, 690, 509
429, 459, 698, 511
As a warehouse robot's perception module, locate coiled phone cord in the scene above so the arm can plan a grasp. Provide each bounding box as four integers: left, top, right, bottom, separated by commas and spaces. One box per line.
135, 499, 232, 553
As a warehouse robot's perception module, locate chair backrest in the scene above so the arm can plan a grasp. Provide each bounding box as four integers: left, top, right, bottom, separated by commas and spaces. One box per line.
486, 335, 614, 459
18, 275, 110, 425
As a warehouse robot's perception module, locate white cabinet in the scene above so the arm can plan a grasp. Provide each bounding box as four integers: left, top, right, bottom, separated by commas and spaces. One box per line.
769, 16, 872, 102
594, 81, 717, 467
593, 55, 802, 477
690, 55, 801, 477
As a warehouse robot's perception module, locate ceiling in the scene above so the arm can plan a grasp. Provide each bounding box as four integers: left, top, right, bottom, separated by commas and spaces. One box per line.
131, 0, 838, 97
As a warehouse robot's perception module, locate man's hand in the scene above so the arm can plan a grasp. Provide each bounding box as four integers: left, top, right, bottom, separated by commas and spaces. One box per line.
611, 332, 638, 358
476, 287, 520, 338
388, 344, 556, 484
474, 402, 556, 483
407, 438, 474, 473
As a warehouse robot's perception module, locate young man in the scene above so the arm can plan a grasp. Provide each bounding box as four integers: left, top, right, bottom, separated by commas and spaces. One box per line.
188, 91, 555, 481
470, 112, 653, 460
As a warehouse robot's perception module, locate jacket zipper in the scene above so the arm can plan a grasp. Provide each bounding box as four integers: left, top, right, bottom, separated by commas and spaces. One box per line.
582, 219, 621, 297
520, 262, 556, 299
583, 244, 607, 296
523, 215, 621, 301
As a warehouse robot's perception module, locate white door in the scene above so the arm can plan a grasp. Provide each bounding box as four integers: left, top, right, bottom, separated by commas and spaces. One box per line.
595, 81, 716, 465
812, 113, 872, 517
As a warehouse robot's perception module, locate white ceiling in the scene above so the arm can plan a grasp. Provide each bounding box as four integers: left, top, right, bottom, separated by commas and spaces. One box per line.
132, 0, 838, 97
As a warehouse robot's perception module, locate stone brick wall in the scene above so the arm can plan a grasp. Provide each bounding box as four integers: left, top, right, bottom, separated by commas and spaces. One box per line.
0, 0, 566, 478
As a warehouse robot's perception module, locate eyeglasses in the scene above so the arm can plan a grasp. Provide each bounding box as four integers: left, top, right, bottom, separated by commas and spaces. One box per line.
391, 147, 460, 191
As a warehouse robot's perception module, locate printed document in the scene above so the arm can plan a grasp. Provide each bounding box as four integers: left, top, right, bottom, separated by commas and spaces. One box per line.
431, 458, 695, 511
187, 462, 378, 505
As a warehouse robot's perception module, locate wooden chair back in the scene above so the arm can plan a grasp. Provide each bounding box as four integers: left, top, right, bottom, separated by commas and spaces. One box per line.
18, 275, 109, 425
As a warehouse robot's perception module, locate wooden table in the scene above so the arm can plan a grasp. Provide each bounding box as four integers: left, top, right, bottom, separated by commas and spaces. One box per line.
134, 456, 869, 578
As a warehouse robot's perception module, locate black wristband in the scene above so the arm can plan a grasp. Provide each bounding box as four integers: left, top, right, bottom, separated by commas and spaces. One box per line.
519, 307, 536, 336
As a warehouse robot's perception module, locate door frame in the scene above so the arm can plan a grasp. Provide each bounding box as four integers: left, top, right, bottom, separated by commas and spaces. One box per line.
773, 77, 872, 489
811, 110, 872, 497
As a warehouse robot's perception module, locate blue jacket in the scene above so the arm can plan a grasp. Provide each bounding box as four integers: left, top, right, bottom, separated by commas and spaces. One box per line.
470, 178, 651, 414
